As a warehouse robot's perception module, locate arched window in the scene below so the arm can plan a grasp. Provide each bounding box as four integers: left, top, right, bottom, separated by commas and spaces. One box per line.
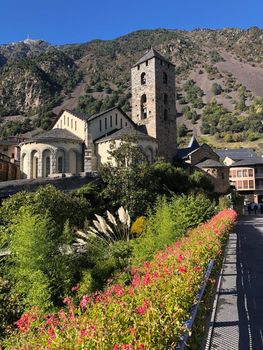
45, 157, 50, 177
141, 94, 147, 119
164, 109, 168, 120
163, 72, 168, 84
164, 93, 168, 104
141, 72, 146, 85
58, 156, 63, 173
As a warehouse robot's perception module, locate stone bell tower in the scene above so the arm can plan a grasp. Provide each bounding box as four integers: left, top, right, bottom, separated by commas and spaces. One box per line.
131, 48, 177, 162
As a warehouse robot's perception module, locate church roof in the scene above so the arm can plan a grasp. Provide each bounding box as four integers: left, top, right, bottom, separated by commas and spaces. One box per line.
65, 109, 89, 121
196, 159, 226, 168
88, 106, 135, 125
176, 136, 201, 159
22, 128, 83, 144
188, 136, 200, 149
230, 157, 263, 167
133, 48, 174, 67
95, 127, 158, 143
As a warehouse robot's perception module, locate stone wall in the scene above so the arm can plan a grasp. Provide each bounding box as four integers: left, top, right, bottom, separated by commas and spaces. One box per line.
131, 56, 177, 162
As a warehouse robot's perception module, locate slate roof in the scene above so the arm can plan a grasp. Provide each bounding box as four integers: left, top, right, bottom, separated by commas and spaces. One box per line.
176, 136, 200, 159
22, 128, 83, 144
87, 106, 135, 125
65, 109, 89, 121
230, 157, 263, 167
196, 159, 226, 168
215, 148, 257, 161
133, 48, 174, 67
95, 127, 157, 143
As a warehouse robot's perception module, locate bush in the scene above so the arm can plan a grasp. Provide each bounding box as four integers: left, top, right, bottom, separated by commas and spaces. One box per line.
8, 208, 75, 310
5, 210, 236, 349
212, 83, 222, 95
131, 216, 147, 236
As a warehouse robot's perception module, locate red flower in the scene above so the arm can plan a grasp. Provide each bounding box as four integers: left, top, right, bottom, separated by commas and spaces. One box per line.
80, 295, 89, 309
177, 254, 184, 262
132, 274, 140, 288
178, 266, 187, 273
194, 266, 201, 272
136, 300, 149, 315
113, 345, 120, 350
142, 273, 151, 285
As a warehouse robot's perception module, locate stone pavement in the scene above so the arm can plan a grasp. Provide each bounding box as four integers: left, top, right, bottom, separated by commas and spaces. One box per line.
205, 216, 263, 350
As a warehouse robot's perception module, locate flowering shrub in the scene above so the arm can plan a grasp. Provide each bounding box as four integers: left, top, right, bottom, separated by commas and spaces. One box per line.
5, 209, 236, 350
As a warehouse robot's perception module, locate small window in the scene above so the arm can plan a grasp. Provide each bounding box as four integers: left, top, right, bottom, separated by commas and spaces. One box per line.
67, 117, 69, 127
115, 113, 118, 125
249, 180, 254, 188
160, 60, 163, 66
237, 170, 242, 177
110, 115, 112, 127
71, 119, 73, 128
164, 93, 168, 104
243, 180, 248, 189
248, 169, 253, 177
75, 121, 77, 130
164, 109, 168, 120
141, 72, 146, 85
105, 118, 107, 129
237, 180, 242, 189
99, 120, 102, 132
137, 64, 140, 70
163, 72, 168, 84
243, 169, 248, 177
125, 122, 128, 127
146, 60, 148, 66
221, 172, 225, 179
232, 170, 237, 177
63, 115, 66, 125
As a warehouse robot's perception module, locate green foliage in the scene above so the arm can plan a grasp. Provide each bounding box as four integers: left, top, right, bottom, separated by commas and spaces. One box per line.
0, 185, 90, 247
183, 80, 204, 108
177, 123, 188, 137
99, 138, 158, 218
210, 51, 224, 63
212, 83, 222, 95
217, 196, 231, 211
189, 171, 214, 192
9, 208, 74, 310
132, 193, 215, 263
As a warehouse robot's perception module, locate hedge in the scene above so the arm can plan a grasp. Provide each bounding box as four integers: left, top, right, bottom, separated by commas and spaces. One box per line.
5, 209, 236, 350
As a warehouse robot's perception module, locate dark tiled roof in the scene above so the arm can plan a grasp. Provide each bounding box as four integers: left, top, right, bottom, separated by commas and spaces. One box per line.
230, 157, 263, 167
95, 127, 157, 143
133, 48, 174, 67
196, 159, 226, 168
215, 148, 257, 161
88, 106, 135, 126
65, 109, 89, 121
188, 136, 200, 149
176, 137, 200, 159
22, 128, 83, 144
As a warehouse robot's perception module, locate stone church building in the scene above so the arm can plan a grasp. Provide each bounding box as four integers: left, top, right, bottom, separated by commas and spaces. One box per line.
19, 49, 177, 179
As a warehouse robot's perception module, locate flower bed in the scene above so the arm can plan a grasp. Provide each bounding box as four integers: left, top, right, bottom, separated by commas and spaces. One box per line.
6, 209, 236, 350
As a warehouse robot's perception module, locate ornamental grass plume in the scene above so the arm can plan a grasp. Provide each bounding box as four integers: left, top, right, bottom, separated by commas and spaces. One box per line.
74, 206, 131, 248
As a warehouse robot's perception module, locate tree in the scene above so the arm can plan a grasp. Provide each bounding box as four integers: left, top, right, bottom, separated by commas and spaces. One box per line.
99, 137, 158, 219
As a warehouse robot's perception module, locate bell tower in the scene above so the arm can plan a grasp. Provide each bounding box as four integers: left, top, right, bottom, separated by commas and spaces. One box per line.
131, 48, 177, 161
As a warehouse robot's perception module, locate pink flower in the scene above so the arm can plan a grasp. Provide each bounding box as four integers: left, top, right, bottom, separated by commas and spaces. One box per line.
71, 284, 80, 292
178, 266, 187, 273
194, 266, 201, 272
113, 345, 120, 350
132, 274, 140, 288
80, 295, 89, 309
142, 273, 151, 285
177, 254, 184, 262
136, 300, 149, 315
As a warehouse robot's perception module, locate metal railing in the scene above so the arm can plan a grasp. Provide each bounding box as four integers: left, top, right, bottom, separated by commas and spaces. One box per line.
175, 260, 215, 350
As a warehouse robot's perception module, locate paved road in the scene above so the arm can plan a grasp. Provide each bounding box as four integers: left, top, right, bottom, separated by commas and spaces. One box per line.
207, 216, 263, 350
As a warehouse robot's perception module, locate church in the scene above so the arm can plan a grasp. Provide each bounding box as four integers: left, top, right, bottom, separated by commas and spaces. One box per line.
19, 49, 177, 179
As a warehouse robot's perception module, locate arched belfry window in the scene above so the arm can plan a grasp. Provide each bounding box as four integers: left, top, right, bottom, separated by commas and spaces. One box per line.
141, 72, 146, 85
164, 109, 168, 120
164, 93, 168, 104
163, 72, 168, 84
141, 94, 147, 119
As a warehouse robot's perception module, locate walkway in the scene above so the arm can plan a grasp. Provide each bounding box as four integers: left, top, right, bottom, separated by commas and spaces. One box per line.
205, 216, 263, 350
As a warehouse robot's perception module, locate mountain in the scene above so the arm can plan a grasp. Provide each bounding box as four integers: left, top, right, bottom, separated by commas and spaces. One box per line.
1, 28, 263, 148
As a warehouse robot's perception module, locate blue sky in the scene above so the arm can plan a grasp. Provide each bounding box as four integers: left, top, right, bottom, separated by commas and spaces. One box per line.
1, 0, 263, 45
